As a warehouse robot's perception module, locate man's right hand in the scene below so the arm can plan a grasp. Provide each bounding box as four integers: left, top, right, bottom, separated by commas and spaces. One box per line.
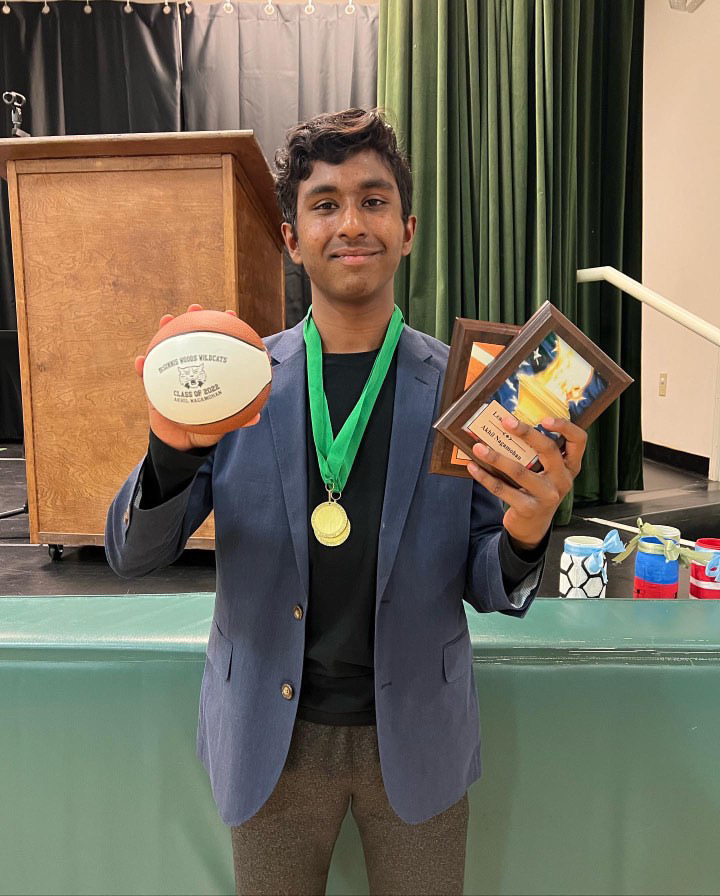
136, 304, 261, 453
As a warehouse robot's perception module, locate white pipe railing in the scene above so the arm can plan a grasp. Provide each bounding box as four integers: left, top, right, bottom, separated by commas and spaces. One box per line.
577, 265, 720, 348
577, 265, 720, 482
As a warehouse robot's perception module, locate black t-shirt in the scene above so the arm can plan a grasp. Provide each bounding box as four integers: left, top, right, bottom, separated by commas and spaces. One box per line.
299, 349, 395, 726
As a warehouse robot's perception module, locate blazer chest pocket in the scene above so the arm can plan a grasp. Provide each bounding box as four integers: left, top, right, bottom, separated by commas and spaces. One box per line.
207, 620, 233, 681
443, 629, 471, 683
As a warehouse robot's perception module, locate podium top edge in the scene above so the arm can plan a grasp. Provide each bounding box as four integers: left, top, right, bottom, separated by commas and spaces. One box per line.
0, 130, 267, 165
0, 129, 259, 160
0, 130, 283, 230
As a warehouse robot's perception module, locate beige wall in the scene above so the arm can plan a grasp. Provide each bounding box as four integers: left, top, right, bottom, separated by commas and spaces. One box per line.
642, 0, 720, 458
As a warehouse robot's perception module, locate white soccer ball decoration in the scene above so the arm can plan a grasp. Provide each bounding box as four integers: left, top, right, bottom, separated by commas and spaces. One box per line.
559, 536, 607, 599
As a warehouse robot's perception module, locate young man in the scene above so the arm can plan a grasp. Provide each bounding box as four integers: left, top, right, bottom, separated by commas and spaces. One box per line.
106, 108, 586, 895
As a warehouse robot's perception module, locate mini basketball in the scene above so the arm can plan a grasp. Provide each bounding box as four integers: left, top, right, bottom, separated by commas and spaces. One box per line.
142, 310, 272, 435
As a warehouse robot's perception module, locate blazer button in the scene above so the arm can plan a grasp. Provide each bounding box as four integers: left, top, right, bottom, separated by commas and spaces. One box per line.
292, 605, 303, 621
281, 683, 294, 700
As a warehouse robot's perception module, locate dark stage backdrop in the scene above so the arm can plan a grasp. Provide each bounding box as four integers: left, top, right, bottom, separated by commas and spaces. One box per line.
0, 1, 181, 439
0, 1, 378, 439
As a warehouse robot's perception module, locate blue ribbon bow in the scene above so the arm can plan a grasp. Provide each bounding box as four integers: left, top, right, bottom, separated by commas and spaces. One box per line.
705, 552, 720, 583
585, 530, 626, 583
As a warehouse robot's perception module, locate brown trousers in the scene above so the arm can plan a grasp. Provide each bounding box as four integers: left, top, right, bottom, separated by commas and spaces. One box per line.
231, 719, 469, 896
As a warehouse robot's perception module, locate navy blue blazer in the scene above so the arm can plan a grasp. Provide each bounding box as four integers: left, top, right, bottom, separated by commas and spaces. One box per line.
106, 321, 542, 825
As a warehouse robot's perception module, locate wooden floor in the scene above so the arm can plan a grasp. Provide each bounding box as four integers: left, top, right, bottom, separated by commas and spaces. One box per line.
1, 440, 719, 598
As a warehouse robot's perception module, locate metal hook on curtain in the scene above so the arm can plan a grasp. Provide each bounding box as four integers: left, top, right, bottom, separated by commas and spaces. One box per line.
223, 0, 234, 14
1, 1, 10, 15
185, 0, 193, 14
304, 1, 315, 14
83, 0, 92, 13
41, 1, 50, 13
123, 0, 133, 12
345, 1, 355, 13
163, 0, 171, 12
264, 1, 275, 14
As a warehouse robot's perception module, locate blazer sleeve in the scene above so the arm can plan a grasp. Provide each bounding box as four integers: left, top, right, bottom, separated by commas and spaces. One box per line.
104, 447, 215, 579
463, 480, 545, 617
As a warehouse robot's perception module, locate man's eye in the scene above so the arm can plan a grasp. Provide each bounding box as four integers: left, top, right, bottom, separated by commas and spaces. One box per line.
364, 198, 386, 207
314, 201, 336, 210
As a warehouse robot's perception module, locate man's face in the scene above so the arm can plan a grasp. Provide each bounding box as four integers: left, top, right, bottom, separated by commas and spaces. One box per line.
281, 149, 416, 308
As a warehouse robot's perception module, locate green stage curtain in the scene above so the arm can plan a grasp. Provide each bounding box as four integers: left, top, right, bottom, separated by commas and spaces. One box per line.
378, 0, 644, 519
575, 0, 644, 504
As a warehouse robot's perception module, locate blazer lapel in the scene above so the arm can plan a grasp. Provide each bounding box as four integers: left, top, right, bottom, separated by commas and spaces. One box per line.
266, 324, 309, 600
376, 328, 440, 605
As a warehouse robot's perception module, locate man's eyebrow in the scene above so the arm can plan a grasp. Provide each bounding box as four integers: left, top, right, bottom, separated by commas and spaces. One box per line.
304, 178, 396, 199
358, 178, 395, 192
305, 183, 338, 199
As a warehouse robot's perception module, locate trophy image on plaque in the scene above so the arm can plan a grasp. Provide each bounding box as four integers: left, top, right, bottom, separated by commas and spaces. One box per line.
511, 333, 608, 428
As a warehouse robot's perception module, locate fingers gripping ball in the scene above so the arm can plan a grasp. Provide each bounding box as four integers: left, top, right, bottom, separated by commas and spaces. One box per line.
142, 310, 271, 434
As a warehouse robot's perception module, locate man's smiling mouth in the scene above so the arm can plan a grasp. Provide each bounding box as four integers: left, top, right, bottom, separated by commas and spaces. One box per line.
330, 250, 382, 264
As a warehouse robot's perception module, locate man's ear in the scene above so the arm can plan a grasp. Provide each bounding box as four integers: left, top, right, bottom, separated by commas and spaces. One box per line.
401, 215, 417, 257
281, 222, 303, 266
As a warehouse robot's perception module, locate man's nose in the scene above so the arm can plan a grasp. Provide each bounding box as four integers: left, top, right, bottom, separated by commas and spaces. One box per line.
337, 204, 367, 240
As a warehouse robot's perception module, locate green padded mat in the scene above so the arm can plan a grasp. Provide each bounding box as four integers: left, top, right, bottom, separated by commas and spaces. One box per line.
2, 595, 719, 895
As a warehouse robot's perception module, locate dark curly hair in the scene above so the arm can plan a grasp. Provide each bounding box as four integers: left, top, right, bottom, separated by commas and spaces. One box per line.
274, 108, 413, 235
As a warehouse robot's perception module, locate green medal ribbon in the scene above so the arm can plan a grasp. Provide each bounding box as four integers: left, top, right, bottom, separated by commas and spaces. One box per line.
303, 305, 404, 495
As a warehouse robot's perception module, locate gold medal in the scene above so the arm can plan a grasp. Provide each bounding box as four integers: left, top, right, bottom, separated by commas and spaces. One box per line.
311, 500, 348, 539
311, 490, 351, 547
315, 518, 351, 547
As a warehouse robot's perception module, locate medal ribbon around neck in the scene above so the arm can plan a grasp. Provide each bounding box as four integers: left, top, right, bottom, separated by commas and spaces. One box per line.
303, 305, 404, 546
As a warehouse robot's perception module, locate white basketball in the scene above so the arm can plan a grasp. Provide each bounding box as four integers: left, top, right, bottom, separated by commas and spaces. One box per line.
141, 310, 272, 434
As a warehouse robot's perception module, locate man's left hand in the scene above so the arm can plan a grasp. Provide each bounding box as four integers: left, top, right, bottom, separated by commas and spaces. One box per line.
467, 416, 588, 550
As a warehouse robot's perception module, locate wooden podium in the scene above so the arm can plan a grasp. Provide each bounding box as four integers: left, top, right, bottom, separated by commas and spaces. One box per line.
0, 132, 284, 554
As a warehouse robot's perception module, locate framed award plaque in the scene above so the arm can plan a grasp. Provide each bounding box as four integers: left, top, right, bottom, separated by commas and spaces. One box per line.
432, 302, 634, 483
429, 318, 520, 477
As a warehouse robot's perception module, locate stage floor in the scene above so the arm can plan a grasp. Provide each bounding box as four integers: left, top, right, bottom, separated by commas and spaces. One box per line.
1, 441, 719, 598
